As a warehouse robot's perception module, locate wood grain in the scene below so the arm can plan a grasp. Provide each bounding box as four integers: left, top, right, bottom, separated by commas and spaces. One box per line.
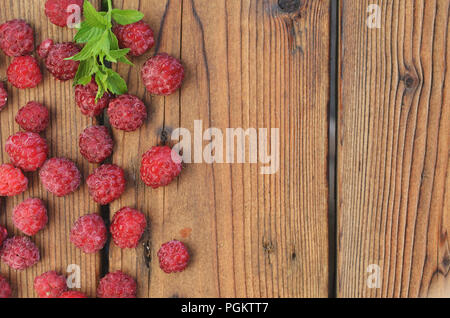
108, 0, 330, 298
338, 0, 450, 298
0, 0, 101, 297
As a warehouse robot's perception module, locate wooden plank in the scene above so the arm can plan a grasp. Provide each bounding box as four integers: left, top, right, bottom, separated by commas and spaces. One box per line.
0, 1, 102, 297
338, 0, 450, 297
109, 0, 330, 297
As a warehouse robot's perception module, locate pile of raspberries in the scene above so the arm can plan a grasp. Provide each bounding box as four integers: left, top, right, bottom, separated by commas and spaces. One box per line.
0, 0, 190, 298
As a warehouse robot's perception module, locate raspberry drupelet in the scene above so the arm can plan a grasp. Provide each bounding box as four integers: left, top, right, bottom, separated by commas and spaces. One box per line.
157, 240, 190, 274
107, 94, 147, 132
0, 82, 8, 111
86, 164, 126, 205
39, 158, 81, 197
6, 132, 49, 172
0, 236, 40, 270
113, 21, 155, 56
15, 102, 50, 133
75, 79, 111, 117
79, 126, 114, 164
45, 0, 84, 27
70, 214, 107, 254
140, 146, 182, 189
97, 271, 137, 298
110, 207, 147, 249
38, 39, 80, 81
0, 164, 28, 197
34, 271, 67, 298
7, 56, 42, 89
0, 225, 7, 246
0, 19, 34, 57
13, 198, 48, 236
59, 291, 87, 298
0, 275, 11, 298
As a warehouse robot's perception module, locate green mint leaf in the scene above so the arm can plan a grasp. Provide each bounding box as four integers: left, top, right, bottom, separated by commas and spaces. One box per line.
84, 1, 107, 27
67, 38, 100, 61
105, 68, 128, 95
108, 30, 119, 50
111, 9, 144, 25
108, 49, 130, 59
74, 23, 104, 43
73, 58, 94, 85
117, 55, 133, 65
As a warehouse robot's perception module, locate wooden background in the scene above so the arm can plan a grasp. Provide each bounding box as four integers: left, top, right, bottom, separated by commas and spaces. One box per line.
0, 0, 448, 298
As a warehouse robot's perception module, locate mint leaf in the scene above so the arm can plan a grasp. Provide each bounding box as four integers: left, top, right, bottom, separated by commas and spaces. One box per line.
84, 1, 107, 27
105, 68, 128, 95
111, 9, 144, 25
73, 58, 95, 85
74, 23, 104, 43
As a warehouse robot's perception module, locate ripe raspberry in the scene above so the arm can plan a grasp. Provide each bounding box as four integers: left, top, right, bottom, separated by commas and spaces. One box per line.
110, 208, 147, 249
34, 271, 67, 298
6, 132, 49, 172
86, 164, 126, 205
39, 40, 80, 80
15, 102, 50, 133
97, 271, 137, 298
157, 240, 190, 274
75, 79, 111, 117
0, 275, 11, 298
79, 126, 114, 163
0, 236, 40, 270
39, 158, 81, 197
0, 82, 8, 111
108, 95, 147, 132
7, 56, 42, 89
113, 21, 155, 57
0, 164, 28, 196
70, 214, 107, 254
141, 53, 185, 96
140, 146, 182, 189
0, 225, 7, 246
13, 198, 48, 236
45, 0, 84, 27
59, 291, 87, 298
0, 19, 34, 57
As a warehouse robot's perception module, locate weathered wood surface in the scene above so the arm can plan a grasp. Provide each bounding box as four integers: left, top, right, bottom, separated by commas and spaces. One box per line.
0, 1, 102, 297
338, 0, 450, 298
108, 0, 330, 298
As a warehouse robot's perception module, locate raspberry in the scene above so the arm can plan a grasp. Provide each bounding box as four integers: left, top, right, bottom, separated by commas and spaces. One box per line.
157, 240, 190, 274
141, 53, 185, 96
39, 40, 80, 81
79, 126, 114, 163
110, 207, 147, 249
34, 271, 67, 298
45, 0, 84, 27
0, 82, 8, 111
15, 102, 50, 133
113, 21, 155, 57
140, 146, 182, 189
0, 164, 28, 196
107, 95, 147, 132
0, 225, 7, 246
86, 164, 126, 205
0, 236, 40, 270
0, 275, 11, 298
6, 132, 49, 172
7, 56, 42, 89
97, 271, 137, 298
0, 19, 34, 57
70, 214, 107, 254
75, 79, 111, 117
39, 158, 81, 197
59, 291, 87, 298
13, 198, 48, 236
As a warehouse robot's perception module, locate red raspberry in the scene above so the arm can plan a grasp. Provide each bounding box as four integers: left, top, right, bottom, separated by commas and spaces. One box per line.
0, 82, 8, 111
13, 198, 48, 236
6, 132, 49, 172
0, 236, 40, 270
86, 164, 126, 205
39, 40, 80, 81
59, 291, 87, 298
97, 271, 137, 298
0, 275, 11, 298
113, 21, 155, 57
140, 146, 182, 189
141, 53, 185, 96
7, 56, 42, 89
108, 95, 147, 132
79, 126, 114, 163
45, 0, 84, 27
75, 79, 111, 117
39, 158, 81, 197
70, 214, 107, 254
110, 208, 147, 249
0, 225, 7, 246
157, 240, 190, 274
0, 19, 34, 57
15, 102, 50, 133
34, 271, 67, 298
0, 164, 28, 196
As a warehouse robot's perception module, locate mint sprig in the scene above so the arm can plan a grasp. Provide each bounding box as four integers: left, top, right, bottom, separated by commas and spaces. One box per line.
67, 0, 144, 101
